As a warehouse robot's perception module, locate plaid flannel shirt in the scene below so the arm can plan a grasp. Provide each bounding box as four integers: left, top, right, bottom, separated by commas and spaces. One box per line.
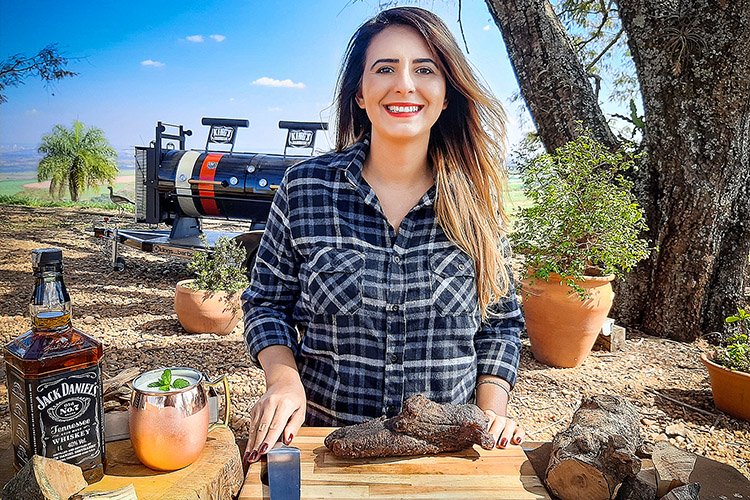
242, 138, 523, 426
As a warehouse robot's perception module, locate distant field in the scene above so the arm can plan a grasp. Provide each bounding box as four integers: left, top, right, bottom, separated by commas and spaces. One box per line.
0, 174, 136, 203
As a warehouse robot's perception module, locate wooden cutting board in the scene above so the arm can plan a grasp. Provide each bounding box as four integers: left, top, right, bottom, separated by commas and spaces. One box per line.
239, 427, 550, 499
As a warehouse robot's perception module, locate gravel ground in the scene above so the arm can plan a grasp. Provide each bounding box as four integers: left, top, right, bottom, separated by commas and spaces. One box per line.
0, 205, 748, 481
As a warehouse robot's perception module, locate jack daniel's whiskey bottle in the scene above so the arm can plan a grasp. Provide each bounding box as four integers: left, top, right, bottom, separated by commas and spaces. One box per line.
4, 248, 105, 483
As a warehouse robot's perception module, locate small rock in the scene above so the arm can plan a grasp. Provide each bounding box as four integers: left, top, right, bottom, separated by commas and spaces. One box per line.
654, 434, 669, 443
665, 423, 687, 437
641, 418, 656, 426
562, 389, 576, 397
82, 315, 96, 325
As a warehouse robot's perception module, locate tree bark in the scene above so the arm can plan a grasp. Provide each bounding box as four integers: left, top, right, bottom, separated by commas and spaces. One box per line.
485, 0, 618, 153
615, 0, 750, 339
545, 395, 642, 500
487, 0, 750, 340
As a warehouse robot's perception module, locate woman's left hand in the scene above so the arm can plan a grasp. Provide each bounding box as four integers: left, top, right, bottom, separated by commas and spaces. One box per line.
484, 410, 525, 448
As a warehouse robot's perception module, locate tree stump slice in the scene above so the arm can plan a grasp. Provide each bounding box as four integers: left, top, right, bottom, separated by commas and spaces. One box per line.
77, 427, 243, 500
545, 395, 642, 500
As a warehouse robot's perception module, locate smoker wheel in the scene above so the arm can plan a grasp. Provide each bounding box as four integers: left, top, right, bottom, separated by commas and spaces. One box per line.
114, 257, 126, 272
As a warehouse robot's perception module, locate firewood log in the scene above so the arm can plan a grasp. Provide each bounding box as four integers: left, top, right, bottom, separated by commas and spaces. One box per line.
652, 442, 696, 497
616, 467, 657, 500
545, 395, 642, 500
70, 484, 137, 500
1, 455, 87, 500
659, 482, 700, 500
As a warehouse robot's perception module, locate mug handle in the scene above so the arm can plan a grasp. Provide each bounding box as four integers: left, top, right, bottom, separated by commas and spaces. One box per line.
206, 374, 231, 432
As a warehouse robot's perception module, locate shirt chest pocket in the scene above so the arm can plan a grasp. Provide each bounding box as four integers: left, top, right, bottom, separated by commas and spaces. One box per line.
306, 248, 365, 315
429, 250, 477, 315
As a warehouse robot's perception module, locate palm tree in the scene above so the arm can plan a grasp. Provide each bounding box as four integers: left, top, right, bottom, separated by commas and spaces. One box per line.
37, 120, 118, 201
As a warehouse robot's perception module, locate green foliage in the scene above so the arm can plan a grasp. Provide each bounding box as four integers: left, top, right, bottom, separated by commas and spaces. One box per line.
511, 132, 651, 294
146, 369, 190, 392
716, 308, 750, 373
37, 120, 118, 201
187, 236, 249, 293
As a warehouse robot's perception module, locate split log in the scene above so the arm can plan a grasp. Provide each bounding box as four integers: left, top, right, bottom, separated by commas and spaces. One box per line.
70, 484, 137, 500
1, 455, 87, 500
616, 467, 657, 500
545, 395, 642, 500
652, 442, 696, 497
659, 482, 700, 500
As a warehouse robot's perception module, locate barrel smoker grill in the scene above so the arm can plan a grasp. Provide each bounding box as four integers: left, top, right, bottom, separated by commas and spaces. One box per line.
96, 118, 327, 271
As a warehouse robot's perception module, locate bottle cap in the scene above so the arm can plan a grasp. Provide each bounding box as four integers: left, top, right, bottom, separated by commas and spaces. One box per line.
32, 248, 63, 268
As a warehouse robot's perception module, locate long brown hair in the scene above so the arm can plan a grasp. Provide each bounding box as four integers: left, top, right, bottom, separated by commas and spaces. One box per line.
333, 7, 511, 319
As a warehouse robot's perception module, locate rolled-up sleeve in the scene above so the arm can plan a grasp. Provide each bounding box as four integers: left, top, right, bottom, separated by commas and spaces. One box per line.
473, 243, 524, 387
242, 175, 301, 367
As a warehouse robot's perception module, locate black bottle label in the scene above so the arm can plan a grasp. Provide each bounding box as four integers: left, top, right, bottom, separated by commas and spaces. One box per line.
7, 364, 104, 471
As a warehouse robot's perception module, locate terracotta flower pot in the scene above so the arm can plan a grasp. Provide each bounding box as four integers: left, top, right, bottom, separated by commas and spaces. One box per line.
521, 273, 614, 368
701, 353, 750, 421
174, 279, 242, 335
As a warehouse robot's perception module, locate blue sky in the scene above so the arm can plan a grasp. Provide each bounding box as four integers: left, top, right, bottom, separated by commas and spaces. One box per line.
0, 0, 531, 154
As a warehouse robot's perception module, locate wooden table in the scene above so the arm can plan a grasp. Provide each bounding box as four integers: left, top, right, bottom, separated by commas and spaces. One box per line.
239, 427, 550, 499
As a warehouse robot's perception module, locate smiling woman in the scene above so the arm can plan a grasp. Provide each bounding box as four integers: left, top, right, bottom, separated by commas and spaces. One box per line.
241, 6, 525, 466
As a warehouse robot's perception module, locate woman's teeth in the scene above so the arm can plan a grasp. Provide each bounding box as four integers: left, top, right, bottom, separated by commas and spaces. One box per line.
386, 105, 420, 113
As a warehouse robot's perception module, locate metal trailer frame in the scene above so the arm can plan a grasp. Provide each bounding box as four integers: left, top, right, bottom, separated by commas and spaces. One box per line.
94, 118, 326, 271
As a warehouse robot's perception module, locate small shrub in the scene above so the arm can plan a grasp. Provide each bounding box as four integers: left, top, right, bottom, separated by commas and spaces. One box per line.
716, 307, 750, 373
186, 236, 249, 293
511, 132, 651, 297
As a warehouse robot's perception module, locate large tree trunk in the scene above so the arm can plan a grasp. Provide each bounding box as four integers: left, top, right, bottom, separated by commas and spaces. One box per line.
614, 0, 750, 339
487, 0, 750, 340
485, 0, 618, 153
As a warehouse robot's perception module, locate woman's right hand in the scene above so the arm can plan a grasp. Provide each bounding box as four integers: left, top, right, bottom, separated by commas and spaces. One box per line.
244, 346, 307, 465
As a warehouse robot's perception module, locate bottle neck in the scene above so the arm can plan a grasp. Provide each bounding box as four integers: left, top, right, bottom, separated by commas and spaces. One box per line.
30, 270, 73, 334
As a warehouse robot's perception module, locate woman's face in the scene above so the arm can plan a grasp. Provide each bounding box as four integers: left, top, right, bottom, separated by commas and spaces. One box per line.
356, 25, 447, 145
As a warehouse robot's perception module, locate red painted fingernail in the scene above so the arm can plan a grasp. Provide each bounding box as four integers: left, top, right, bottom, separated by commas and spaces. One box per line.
288, 433, 294, 443
259, 443, 268, 454
513, 436, 522, 444
249, 450, 258, 462
243, 451, 251, 464
500, 438, 508, 447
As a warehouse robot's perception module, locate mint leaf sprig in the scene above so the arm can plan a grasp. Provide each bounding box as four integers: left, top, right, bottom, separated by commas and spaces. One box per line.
147, 369, 191, 391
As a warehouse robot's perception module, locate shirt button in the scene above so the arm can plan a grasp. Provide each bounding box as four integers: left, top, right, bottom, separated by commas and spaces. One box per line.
391, 304, 400, 312
458, 264, 465, 270
393, 255, 401, 263
387, 405, 398, 415
390, 353, 399, 363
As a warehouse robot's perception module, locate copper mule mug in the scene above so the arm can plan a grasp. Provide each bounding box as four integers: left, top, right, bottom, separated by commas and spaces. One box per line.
129, 367, 231, 471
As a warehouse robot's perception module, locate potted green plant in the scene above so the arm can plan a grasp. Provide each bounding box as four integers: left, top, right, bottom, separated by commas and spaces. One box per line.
701, 307, 750, 420
511, 133, 650, 367
174, 236, 249, 335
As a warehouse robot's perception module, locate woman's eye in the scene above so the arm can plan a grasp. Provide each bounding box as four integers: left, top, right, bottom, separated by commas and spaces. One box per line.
375, 66, 394, 73
416, 67, 435, 74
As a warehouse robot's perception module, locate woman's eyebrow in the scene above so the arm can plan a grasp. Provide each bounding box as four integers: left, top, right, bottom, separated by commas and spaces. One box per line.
369, 57, 438, 69
370, 58, 398, 69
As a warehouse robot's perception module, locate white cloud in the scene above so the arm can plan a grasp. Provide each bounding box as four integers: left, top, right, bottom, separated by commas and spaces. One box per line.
267, 106, 282, 112
26, 108, 38, 115
141, 59, 164, 68
483, 25, 491, 31
186, 35, 204, 43
210, 34, 226, 42
252, 77, 305, 89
